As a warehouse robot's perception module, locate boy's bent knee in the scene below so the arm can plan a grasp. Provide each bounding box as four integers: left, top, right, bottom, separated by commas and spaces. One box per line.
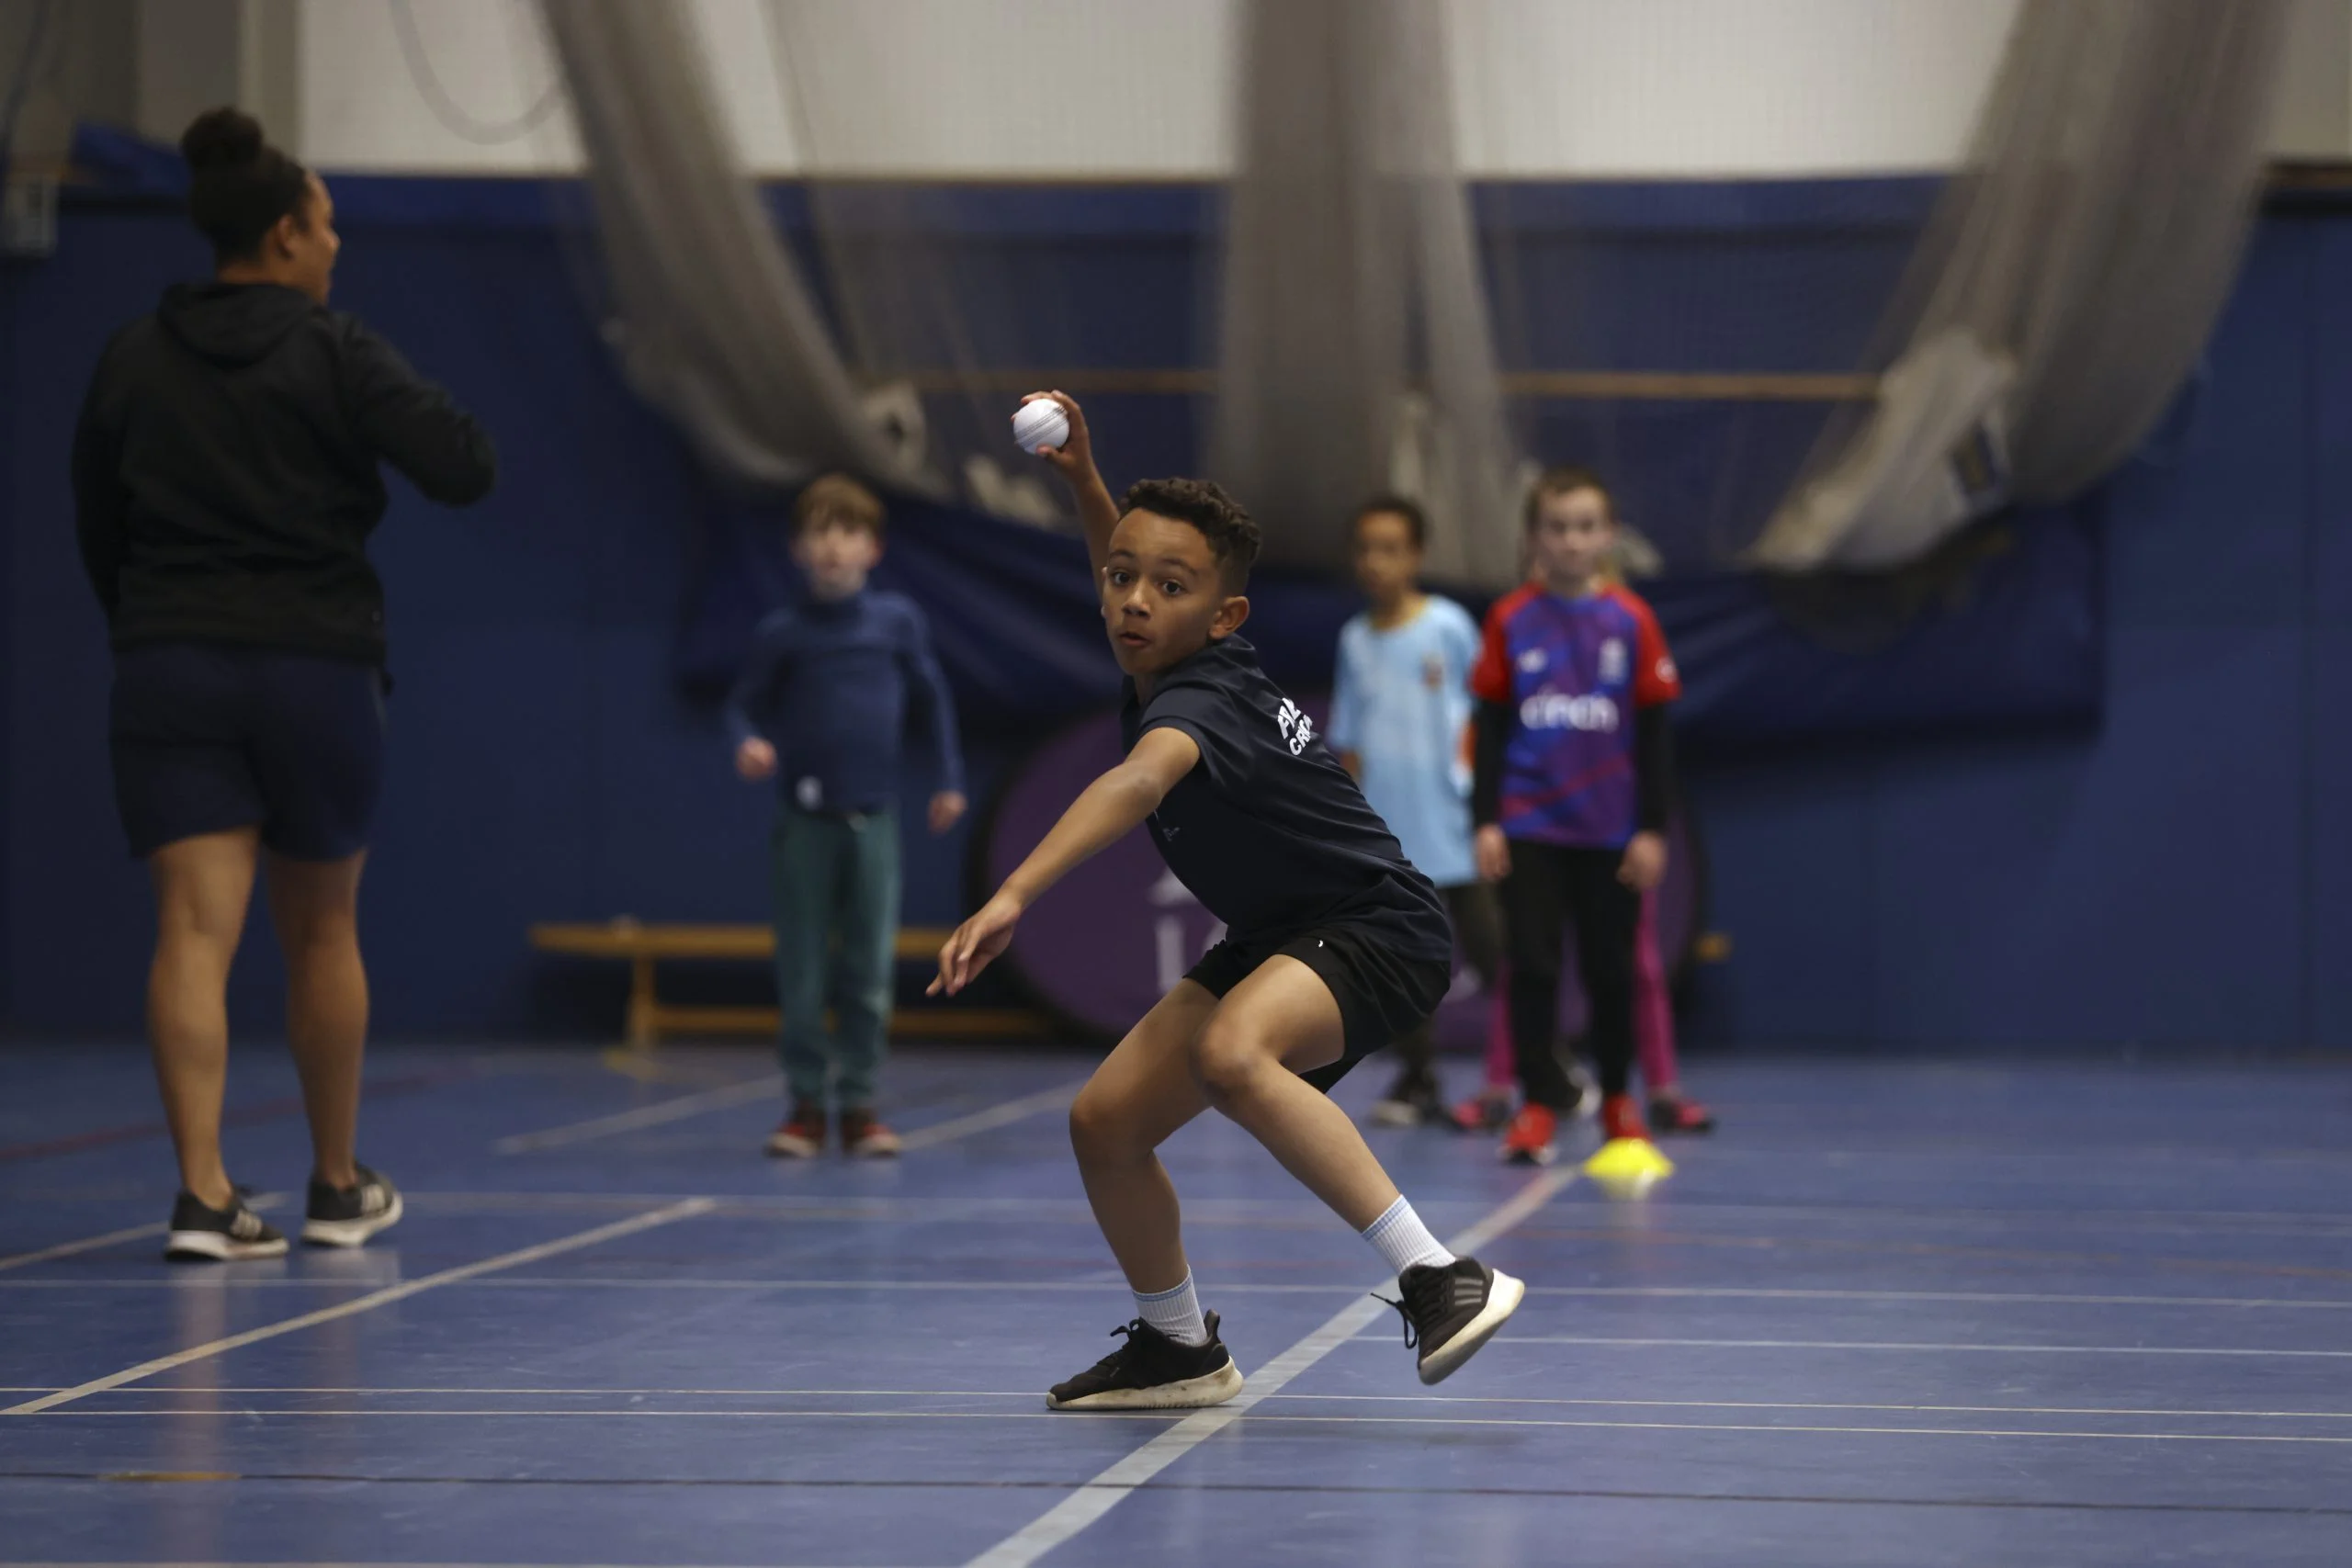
1188, 1018, 1274, 1103
1069, 1089, 1144, 1165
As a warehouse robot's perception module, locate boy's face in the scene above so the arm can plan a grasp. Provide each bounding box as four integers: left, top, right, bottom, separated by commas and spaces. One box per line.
1100, 509, 1249, 676
793, 519, 882, 601
1351, 511, 1422, 606
1528, 486, 1615, 592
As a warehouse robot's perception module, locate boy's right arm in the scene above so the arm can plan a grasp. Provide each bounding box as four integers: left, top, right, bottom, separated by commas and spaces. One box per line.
726, 616, 791, 780
929, 726, 1199, 995
1021, 390, 1120, 581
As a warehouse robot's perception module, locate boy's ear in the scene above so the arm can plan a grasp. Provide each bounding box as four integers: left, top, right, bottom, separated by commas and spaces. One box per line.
1209, 593, 1251, 640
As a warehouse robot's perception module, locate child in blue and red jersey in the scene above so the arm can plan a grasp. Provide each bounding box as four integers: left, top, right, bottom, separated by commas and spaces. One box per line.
1471, 468, 1681, 1170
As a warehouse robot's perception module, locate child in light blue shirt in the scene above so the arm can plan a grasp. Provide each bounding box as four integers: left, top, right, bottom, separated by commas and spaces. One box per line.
1327, 497, 1508, 1126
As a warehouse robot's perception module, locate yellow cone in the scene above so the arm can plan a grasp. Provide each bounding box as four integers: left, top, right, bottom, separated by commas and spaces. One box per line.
1581, 1135, 1674, 1195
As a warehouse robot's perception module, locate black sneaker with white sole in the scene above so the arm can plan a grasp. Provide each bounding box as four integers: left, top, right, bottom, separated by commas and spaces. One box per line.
302, 1165, 403, 1248
164, 1190, 288, 1261
1382, 1257, 1525, 1385
1046, 1311, 1246, 1411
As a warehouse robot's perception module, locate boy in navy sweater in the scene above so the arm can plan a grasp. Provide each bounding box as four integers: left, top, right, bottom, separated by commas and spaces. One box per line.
931, 396, 1522, 1409
729, 475, 966, 1158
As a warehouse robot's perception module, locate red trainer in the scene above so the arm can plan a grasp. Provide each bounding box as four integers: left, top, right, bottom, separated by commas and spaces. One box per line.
1449, 1090, 1513, 1134
1498, 1103, 1558, 1166
764, 1099, 826, 1158
838, 1108, 903, 1158
1601, 1093, 1649, 1145
1649, 1093, 1716, 1135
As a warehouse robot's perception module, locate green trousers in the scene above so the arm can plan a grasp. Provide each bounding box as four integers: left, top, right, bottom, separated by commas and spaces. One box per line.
770, 806, 900, 1107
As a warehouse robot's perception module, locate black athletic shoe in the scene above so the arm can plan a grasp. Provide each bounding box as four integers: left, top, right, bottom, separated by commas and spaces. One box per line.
1369, 1068, 1444, 1128
1382, 1257, 1525, 1386
302, 1165, 403, 1248
164, 1190, 288, 1261
1046, 1311, 1246, 1411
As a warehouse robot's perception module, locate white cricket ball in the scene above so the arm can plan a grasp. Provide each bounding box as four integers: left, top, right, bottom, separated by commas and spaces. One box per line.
1012, 400, 1069, 456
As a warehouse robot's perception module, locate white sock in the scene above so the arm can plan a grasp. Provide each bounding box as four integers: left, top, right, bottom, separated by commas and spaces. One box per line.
1362, 1196, 1456, 1277
1134, 1272, 1210, 1347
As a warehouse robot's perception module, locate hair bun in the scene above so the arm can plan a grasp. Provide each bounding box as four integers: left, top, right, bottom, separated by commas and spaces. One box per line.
180, 107, 266, 172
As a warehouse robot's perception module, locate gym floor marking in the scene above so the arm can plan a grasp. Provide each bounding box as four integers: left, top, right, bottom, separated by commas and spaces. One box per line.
1489, 1335, 2352, 1358
2, 1200, 714, 1416
491, 1077, 1083, 1156
962, 1166, 1578, 1568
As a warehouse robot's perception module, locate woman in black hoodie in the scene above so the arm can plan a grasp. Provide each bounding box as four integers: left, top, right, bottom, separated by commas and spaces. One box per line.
72, 108, 495, 1260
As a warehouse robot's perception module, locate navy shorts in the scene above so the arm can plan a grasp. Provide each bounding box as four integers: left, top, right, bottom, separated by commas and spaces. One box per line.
1186, 919, 1453, 1094
109, 642, 387, 861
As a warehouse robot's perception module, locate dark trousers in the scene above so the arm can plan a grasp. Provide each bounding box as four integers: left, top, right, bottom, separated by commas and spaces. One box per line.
770, 807, 900, 1107
1501, 840, 1640, 1109
1389, 881, 1507, 1076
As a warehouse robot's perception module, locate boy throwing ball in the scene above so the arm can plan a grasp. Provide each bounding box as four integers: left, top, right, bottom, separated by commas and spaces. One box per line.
931, 395, 1524, 1408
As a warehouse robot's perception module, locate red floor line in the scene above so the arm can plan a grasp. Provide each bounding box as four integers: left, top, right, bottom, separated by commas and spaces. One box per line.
0, 1064, 477, 1164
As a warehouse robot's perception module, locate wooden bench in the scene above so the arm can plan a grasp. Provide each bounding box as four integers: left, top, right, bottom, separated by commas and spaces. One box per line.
528, 919, 1045, 1049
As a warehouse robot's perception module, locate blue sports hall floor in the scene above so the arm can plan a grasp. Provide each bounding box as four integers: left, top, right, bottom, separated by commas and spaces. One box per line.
2, 1041, 2348, 1567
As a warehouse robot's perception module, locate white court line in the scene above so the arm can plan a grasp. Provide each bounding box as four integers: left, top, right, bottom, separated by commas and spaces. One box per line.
0, 1194, 288, 1273
22, 1387, 2352, 1421
25, 1406, 2352, 1444
0, 1223, 168, 1272
1492, 1335, 2352, 1359
16, 1273, 2352, 1323
492, 1077, 783, 1153
490, 1077, 1081, 1156
1529, 1286, 2352, 1311
964, 1167, 1577, 1568
1231, 1413, 2352, 1445
894, 1082, 1086, 1149
2, 1200, 714, 1416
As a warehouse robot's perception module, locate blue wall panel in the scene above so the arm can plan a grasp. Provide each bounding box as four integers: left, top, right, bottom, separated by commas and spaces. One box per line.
2306, 219, 2352, 1050
6, 175, 2347, 1049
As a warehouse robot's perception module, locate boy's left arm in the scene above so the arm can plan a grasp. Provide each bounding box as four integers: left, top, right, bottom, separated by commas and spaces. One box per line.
1620, 596, 1684, 892
898, 604, 967, 834
930, 727, 1199, 995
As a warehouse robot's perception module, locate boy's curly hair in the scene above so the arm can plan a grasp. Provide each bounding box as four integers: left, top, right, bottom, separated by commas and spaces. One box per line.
1121, 478, 1261, 590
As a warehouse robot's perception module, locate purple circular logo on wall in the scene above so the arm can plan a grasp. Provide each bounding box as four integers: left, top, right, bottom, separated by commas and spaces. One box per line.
983, 700, 1702, 1044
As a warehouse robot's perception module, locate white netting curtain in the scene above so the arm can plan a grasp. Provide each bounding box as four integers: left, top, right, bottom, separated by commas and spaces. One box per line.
1208, 0, 1520, 584
534, 0, 2292, 578
1750, 0, 2293, 570
536, 0, 930, 494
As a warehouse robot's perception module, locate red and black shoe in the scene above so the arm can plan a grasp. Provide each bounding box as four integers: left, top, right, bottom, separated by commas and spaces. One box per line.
838, 1107, 903, 1158
1449, 1089, 1514, 1133
764, 1098, 827, 1158
1649, 1092, 1717, 1135
1600, 1093, 1650, 1145
1498, 1102, 1558, 1166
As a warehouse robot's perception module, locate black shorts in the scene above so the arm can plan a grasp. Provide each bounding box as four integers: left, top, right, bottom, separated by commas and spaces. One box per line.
109, 641, 387, 861
1185, 920, 1453, 1094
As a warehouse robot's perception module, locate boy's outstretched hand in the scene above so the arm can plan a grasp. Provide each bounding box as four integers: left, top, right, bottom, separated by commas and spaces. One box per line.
930, 891, 1023, 996
1619, 829, 1668, 892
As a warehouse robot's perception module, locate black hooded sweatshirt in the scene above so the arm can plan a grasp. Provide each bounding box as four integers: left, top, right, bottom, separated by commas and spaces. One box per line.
72, 281, 497, 665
